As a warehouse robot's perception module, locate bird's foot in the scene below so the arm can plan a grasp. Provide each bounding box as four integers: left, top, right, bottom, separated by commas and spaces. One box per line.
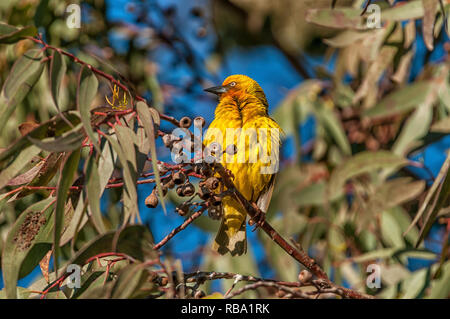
224, 168, 235, 180
248, 203, 265, 232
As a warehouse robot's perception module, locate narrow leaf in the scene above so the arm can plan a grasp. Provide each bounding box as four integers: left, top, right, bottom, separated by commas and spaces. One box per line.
77, 66, 100, 153
136, 101, 166, 213
53, 150, 81, 277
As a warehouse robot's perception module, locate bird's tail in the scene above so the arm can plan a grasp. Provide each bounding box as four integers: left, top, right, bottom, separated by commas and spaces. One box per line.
212, 200, 247, 256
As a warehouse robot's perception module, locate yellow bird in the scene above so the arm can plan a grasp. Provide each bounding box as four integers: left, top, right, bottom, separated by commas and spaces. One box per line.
204, 75, 282, 256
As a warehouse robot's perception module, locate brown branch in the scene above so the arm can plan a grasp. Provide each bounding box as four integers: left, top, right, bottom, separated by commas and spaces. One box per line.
225, 281, 311, 299
213, 163, 374, 299
153, 207, 206, 250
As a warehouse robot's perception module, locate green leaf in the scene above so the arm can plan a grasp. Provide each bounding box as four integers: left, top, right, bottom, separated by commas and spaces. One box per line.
422, 0, 439, 50
381, 0, 426, 21
85, 155, 106, 234
77, 66, 100, 153
68, 225, 155, 267
53, 150, 81, 276
401, 268, 429, 299
0, 111, 81, 166
315, 104, 351, 155
365, 178, 425, 220
48, 50, 72, 131
363, 82, 434, 119
427, 261, 450, 298
405, 151, 450, 242
1, 197, 54, 299
11, 153, 64, 200
381, 208, 405, 248
0, 145, 41, 190
351, 248, 397, 263
0, 23, 37, 44
27, 123, 85, 152
392, 100, 433, 155
0, 49, 44, 133
113, 125, 139, 224
305, 8, 365, 30
416, 158, 450, 247
98, 140, 117, 192
327, 151, 409, 199
110, 263, 150, 298
273, 80, 321, 136
136, 101, 166, 213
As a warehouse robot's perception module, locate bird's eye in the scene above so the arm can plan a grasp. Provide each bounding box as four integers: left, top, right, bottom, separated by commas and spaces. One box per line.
229, 81, 236, 87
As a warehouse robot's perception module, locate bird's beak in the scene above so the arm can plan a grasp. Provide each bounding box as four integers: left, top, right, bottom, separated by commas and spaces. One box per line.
204, 85, 228, 95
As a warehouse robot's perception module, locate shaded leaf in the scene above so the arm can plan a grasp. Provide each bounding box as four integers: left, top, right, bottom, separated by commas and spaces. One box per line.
1, 197, 54, 298
0, 111, 81, 166
0, 49, 44, 133
0, 145, 41, 190
68, 225, 155, 267
53, 150, 81, 276
77, 66, 101, 153
136, 101, 166, 213
306, 8, 365, 30
328, 151, 408, 199
85, 155, 106, 234
422, 0, 439, 50
28, 123, 85, 152
0, 23, 37, 44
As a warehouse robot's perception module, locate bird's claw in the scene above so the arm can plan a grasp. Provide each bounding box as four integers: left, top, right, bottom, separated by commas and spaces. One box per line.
248, 203, 265, 232
225, 168, 235, 180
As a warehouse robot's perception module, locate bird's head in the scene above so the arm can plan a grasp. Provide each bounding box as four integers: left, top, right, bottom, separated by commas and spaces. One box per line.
204, 74, 268, 108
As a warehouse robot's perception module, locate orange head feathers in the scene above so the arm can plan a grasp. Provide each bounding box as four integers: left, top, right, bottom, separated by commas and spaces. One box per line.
204, 74, 269, 109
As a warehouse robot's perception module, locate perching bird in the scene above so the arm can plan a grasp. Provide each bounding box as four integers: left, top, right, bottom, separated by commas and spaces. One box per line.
204, 74, 282, 256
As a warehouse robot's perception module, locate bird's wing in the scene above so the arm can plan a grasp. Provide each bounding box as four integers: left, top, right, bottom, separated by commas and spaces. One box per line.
256, 174, 276, 213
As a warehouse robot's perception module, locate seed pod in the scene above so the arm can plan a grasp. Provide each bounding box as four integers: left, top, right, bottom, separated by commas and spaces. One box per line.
180, 116, 192, 128
176, 203, 190, 216
163, 177, 175, 189
226, 144, 238, 155
157, 163, 169, 175
209, 195, 222, 206
182, 183, 195, 196
193, 116, 205, 128
194, 290, 206, 299
172, 171, 186, 185
200, 164, 213, 178
208, 205, 222, 220
159, 277, 168, 286
298, 270, 312, 284
205, 177, 219, 190
145, 193, 158, 208
198, 186, 211, 200
155, 185, 168, 197
176, 185, 184, 196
